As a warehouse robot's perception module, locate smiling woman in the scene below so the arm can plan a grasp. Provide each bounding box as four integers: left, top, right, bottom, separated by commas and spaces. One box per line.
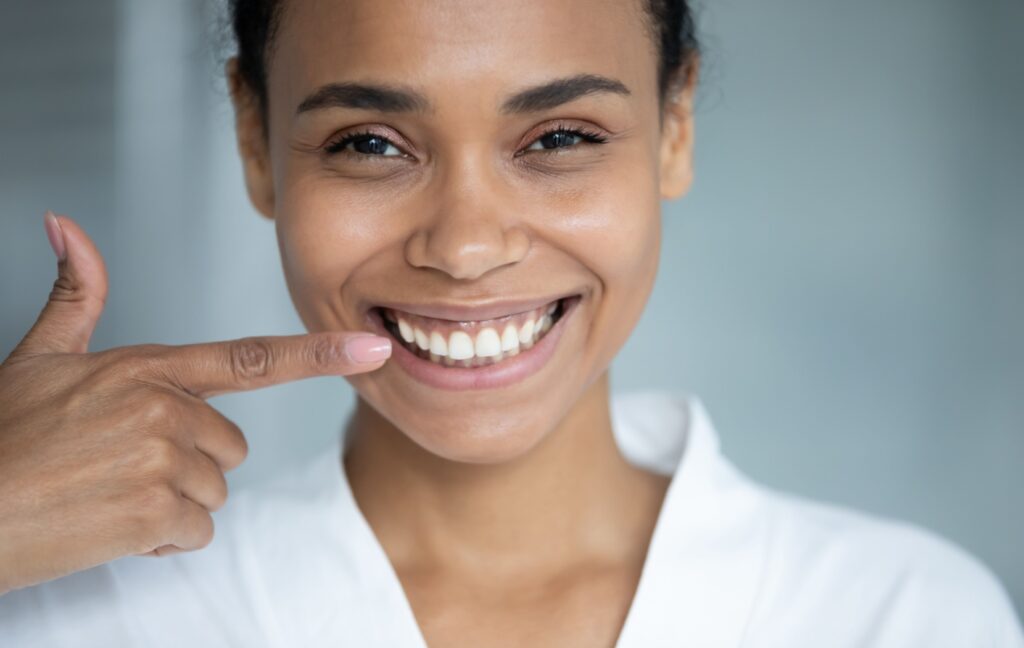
0, 0, 1022, 646
226, 0, 699, 478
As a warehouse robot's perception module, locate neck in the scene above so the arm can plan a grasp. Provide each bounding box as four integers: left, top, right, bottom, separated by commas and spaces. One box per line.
343, 372, 668, 578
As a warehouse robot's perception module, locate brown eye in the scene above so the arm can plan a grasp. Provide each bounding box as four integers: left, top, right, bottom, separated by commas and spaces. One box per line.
325, 132, 405, 158
521, 127, 608, 154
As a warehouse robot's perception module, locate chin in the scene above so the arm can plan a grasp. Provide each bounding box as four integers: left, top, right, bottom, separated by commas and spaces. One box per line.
404, 408, 553, 464
346, 358, 589, 460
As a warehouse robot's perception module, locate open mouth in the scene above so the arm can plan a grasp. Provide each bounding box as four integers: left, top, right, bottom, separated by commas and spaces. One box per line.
372, 295, 578, 369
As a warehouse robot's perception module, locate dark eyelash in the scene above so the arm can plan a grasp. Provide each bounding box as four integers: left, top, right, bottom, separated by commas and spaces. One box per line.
322, 125, 609, 158
519, 125, 609, 156
323, 130, 391, 157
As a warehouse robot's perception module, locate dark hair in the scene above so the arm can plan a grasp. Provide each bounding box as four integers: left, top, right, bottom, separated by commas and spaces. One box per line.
229, 0, 699, 133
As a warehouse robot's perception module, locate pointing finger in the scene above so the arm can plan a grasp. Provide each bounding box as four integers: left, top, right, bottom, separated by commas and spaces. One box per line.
147, 332, 391, 399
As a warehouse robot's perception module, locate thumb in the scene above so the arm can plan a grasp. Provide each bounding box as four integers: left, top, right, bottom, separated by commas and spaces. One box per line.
8, 211, 110, 359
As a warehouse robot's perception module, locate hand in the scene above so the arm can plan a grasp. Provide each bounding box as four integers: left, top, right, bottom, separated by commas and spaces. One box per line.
0, 212, 392, 595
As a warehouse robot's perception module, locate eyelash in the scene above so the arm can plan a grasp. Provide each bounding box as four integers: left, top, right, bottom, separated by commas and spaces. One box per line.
322, 124, 609, 160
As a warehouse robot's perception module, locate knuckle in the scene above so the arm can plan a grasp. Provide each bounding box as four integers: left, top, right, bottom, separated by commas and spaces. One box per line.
195, 513, 215, 549
131, 483, 180, 540
140, 482, 179, 514
90, 345, 173, 390
139, 435, 181, 477
225, 432, 249, 471
209, 475, 229, 511
139, 392, 181, 426
229, 338, 273, 382
235, 433, 249, 464
310, 335, 343, 370
49, 270, 77, 299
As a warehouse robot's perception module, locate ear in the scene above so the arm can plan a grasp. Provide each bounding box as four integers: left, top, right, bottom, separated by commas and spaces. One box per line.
658, 59, 699, 200
226, 57, 275, 220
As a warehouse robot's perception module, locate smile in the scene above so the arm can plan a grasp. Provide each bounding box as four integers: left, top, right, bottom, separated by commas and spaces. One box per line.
366, 294, 582, 391
379, 297, 567, 368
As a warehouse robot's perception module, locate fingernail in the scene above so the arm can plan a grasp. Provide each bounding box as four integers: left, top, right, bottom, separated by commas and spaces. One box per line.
345, 335, 392, 363
43, 210, 67, 261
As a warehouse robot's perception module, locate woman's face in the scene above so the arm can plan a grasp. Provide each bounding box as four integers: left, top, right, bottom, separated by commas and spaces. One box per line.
231, 0, 695, 463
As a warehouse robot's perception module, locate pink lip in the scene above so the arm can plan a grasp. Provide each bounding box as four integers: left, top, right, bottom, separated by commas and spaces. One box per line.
364, 295, 581, 391
366, 292, 578, 323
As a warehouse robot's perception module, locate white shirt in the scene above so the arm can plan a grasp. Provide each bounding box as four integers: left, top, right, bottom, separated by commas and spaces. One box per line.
1, 390, 1021, 647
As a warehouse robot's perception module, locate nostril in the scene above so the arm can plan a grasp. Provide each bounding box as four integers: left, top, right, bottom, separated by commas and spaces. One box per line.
404, 222, 530, 282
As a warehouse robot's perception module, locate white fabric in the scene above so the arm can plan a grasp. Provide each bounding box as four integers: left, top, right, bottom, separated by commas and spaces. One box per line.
1, 390, 1021, 647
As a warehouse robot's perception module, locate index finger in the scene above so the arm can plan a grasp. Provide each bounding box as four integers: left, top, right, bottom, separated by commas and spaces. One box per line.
146, 332, 392, 398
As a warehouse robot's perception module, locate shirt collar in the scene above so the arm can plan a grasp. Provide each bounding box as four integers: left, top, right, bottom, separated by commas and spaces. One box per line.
612, 390, 769, 647
317, 390, 766, 647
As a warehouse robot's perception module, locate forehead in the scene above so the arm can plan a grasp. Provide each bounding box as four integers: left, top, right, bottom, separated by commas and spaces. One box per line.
268, 0, 658, 114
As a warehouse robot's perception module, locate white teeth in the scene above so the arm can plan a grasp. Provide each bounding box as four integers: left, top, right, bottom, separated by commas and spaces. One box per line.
500, 324, 520, 351
518, 319, 535, 344
413, 327, 430, 351
397, 318, 415, 343
429, 331, 448, 356
537, 314, 552, 335
392, 303, 566, 366
448, 331, 474, 360
474, 327, 502, 357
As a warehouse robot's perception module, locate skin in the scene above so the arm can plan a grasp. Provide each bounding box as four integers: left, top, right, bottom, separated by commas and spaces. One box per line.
0, 212, 392, 594
227, 0, 697, 644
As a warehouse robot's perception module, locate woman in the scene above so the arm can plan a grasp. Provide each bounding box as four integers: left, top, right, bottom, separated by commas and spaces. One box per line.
0, 0, 1021, 645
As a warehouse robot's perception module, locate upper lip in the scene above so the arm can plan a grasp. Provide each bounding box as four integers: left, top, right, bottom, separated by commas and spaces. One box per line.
369, 291, 579, 323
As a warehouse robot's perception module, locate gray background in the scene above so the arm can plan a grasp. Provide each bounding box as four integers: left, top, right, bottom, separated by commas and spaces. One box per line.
1, 0, 1021, 617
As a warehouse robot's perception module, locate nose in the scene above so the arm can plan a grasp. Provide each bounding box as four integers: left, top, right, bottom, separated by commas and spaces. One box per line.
404, 155, 530, 281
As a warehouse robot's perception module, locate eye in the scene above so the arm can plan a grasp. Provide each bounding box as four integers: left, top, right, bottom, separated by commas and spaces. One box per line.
323, 130, 407, 158
322, 123, 609, 160
520, 125, 609, 155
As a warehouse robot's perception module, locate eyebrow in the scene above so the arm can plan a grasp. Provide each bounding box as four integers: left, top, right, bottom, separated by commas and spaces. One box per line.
296, 82, 428, 115
500, 74, 631, 114
294, 73, 631, 116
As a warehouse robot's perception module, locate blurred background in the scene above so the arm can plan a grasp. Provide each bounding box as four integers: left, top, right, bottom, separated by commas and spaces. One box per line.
1, 0, 1021, 615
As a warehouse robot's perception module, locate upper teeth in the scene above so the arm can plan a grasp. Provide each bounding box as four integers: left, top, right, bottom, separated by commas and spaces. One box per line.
500, 324, 519, 351
429, 331, 448, 356
386, 300, 561, 364
448, 331, 475, 359
395, 319, 549, 358
474, 327, 502, 357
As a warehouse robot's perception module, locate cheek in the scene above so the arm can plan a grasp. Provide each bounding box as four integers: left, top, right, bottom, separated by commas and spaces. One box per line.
543, 155, 662, 291
274, 177, 397, 327
513, 127, 659, 268
541, 157, 662, 369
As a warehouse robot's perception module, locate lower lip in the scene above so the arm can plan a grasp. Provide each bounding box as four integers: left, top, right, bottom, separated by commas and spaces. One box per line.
365, 296, 580, 391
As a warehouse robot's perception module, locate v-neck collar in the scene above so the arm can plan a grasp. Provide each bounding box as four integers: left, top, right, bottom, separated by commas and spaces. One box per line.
319, 391, 769, 647
320, 438, 428, 646
610, 392, 770, 647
